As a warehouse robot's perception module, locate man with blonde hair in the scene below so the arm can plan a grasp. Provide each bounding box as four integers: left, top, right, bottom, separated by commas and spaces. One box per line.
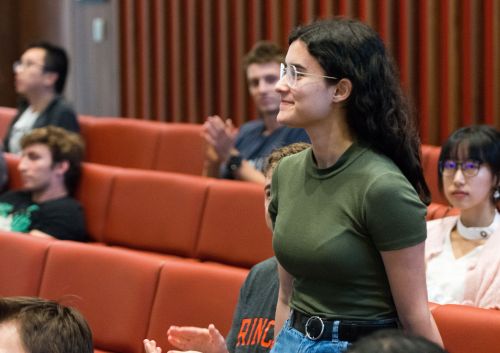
203, 41, 309, 184
0, 126, 86, 240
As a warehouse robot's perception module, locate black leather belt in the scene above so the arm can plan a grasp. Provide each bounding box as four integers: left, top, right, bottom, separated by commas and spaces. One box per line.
291, 310, 399, 342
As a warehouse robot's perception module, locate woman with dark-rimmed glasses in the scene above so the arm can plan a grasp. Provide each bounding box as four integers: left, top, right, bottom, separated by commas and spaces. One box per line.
426, 125, 500, 308
268, 18, 443, 352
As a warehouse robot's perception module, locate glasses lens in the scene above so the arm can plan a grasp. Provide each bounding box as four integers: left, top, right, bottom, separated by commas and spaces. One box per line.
13, 61, 21, 72
441, 160, 457, 175
288, 65, 297, 87
280, 63, 286, 81
462, 160, 481, 177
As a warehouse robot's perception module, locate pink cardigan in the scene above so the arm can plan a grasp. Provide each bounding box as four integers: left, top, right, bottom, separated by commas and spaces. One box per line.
426, 215, 500, 309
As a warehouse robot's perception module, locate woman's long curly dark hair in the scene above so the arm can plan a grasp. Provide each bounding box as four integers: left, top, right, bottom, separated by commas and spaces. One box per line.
289, 18, 431, 204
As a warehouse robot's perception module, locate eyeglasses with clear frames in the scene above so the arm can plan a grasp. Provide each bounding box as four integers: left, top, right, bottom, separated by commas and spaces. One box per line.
12, 60, 46, 73
280, 63, 339, 88
439, 159, 482, 178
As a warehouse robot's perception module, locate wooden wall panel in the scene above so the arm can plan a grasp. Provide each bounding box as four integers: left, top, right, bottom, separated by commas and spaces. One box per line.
0, 1, 19, 108
118, 0, 499, 145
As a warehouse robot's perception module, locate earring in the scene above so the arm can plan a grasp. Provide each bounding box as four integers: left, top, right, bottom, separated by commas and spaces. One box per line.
494, 188, 500, 200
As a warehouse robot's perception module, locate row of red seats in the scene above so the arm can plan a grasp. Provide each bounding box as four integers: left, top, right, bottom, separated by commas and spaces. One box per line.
5, 154, 273, 268
0, 105, 448, 205
5, 106, 490, 353
0, 233, 247, 353
0, 106, 207, 176
2, 232, 499, 353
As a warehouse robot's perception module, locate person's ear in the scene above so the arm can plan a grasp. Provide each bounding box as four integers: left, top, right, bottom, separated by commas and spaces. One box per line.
331, 78, 352, 103
53, 160, 69, 176
43, 72, 58, 89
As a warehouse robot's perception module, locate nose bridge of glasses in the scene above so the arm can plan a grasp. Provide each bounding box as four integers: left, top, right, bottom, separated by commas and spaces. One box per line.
452, 166, 467, 180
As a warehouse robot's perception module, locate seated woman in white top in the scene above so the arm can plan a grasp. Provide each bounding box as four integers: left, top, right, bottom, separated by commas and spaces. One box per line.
426, 125, 500, 308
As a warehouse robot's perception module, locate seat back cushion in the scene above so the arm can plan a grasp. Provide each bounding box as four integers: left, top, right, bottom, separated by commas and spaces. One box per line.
103, 169, 209, 257
0, 106, 16, 139
39, 242, 163, 353
432, 304, 500, 353
77, 114, 99, 144
196, 179, 273, 268
0, 232, 53, 296
154, 123, 206, 175
146, 260, 248, 351
4, 153, 22, 190
75, 163, 119, 242
84, 119, 160, 169
426, 203, 460, 221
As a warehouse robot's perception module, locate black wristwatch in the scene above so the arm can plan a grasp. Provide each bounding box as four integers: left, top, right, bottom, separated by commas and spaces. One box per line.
227, 154, 243, 177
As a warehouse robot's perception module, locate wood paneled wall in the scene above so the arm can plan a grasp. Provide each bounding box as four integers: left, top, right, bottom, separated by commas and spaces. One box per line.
119, 0, 499, 145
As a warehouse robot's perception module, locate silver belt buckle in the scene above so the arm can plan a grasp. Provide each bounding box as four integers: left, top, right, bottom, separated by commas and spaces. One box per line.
305, 316, 325, 340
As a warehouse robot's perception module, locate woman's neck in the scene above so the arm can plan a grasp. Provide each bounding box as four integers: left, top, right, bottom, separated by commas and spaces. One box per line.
306, 113, 354, 169
460, 204, 498, 227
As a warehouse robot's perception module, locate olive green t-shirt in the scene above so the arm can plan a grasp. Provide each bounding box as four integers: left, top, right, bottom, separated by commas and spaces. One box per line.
269, 143, 427, 320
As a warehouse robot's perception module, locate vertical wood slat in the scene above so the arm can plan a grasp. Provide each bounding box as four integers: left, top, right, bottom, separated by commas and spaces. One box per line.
396, 0, 410, 92
448, 1, 459, 135
184, 0, 197, 123
438, 0, 450, 141
471, 1, 481, 126
230, 0, 245, 126
152, 0, 166, 122
417, 0, 430, 143
461, 0, 474, 127
377, 0, 390, 44
120, 0, 136, 118
245, 0, 259, 121
137, 0, 151, 120
483, 0, 494, 125
337, 0, 350, 16
200, 0, 213, 120
171, 0, 183, 122
118, 0, 499, 143
215, 0, 230, 120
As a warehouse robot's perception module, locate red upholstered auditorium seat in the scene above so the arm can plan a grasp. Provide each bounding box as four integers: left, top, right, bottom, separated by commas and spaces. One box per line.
102, 169, 209, 257
432, 304, 500, 353
4, 152, 22, 190
146, 260, 248, 352
38, 241, 164, 353
0, 232, 54, 296
154, 123, 206, 176
426, 202, 460, 221
75, 163, 120, 242
83, 118, 161, 169
0, 106, 16, 138
195, 179, 273, 268
77, 114, 100, 147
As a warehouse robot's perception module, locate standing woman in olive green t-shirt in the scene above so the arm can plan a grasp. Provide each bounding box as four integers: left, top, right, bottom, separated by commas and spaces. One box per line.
269, 18, 443, 353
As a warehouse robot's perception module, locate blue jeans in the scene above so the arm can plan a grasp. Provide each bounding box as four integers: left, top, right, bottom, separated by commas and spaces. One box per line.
271, 318, 351, 353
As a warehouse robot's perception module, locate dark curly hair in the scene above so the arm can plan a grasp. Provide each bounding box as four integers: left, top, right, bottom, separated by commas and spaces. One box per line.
289, 18, 430, 204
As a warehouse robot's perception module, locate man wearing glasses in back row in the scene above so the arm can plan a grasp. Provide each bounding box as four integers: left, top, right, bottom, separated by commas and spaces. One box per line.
4, 42, 79, 154
202, 41, 309, 184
